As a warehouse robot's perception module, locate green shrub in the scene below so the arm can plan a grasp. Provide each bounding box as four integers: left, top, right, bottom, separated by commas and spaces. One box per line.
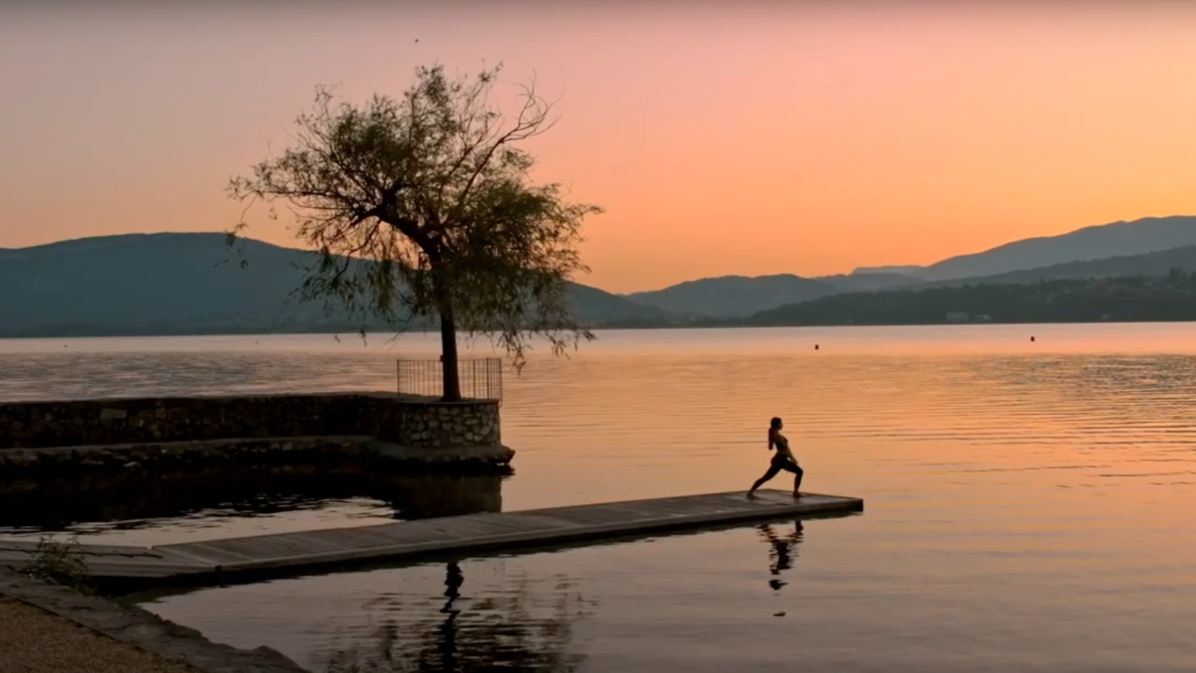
21, 536, 94, 594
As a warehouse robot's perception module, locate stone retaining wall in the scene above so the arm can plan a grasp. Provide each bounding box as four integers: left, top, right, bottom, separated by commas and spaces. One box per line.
0, 436, 374, 474
0, 392, 510, 474
385, 400, 501, 449
0, 392, 402, 449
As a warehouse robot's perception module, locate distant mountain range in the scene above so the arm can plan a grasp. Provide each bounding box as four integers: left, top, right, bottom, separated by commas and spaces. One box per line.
912, 215, 1196, 281
746, 273, 1196, 327
0, 233, 667, 338
622, 272, 925, 318
623, 215, 1196, 317
624, 274, 836, 318
918, 244, 1196, 288
3, 214, 1196, 337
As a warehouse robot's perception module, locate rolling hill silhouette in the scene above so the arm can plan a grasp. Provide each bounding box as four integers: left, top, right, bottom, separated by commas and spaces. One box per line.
0, 233, 672, 338
916, 215, 1196, 281
627, 215, 1196, 316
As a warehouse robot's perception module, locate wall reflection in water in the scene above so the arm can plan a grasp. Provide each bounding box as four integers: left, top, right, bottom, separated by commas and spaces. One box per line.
0, 465, 505, 535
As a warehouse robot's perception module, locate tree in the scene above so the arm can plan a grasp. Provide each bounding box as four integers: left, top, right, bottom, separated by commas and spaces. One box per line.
228, 64, 602, 400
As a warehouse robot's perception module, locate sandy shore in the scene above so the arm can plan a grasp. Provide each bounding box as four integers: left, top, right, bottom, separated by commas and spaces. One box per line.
0, 567, 307, 673
0, 596, 204, 673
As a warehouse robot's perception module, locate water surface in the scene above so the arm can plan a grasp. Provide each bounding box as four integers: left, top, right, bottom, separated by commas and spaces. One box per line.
3, 325, 1196, 672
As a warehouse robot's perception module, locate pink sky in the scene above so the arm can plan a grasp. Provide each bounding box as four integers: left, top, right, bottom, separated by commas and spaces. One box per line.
3, 2, 1196, 293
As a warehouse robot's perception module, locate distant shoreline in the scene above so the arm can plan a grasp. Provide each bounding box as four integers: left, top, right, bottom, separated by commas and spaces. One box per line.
3, 317, 1196, 341
11, 231, 1196, 342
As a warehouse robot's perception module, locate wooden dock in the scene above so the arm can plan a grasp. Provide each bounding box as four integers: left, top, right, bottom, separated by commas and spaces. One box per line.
0, 490, 861, 583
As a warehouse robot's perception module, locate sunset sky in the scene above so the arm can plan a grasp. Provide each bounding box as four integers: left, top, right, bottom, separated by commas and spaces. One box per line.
3, 1, 1196, 293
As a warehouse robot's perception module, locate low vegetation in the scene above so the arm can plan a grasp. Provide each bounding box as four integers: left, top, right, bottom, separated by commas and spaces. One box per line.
20, 536, 94, 595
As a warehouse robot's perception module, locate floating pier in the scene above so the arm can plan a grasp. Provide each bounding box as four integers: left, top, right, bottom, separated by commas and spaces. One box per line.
0, 490, 862, 583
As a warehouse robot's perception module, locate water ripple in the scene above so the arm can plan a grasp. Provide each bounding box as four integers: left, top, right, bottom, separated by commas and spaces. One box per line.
4, 326, 1196, 672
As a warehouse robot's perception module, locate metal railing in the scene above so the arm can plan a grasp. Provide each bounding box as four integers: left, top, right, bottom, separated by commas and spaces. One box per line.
397, 357, 504, 403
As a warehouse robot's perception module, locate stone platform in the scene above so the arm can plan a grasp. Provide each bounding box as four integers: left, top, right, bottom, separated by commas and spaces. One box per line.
0, 392, 512, 474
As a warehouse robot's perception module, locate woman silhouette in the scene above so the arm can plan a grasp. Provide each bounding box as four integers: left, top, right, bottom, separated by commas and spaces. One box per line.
748, 417, 804, 498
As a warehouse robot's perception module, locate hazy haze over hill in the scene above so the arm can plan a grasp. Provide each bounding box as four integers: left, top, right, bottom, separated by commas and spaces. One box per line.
851, 265, 926, 277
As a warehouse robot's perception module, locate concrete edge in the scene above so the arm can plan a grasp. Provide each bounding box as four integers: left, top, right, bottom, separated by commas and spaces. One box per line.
366, 439, 515, 464
0, 434, 517, 477
0, 436, 515, 460
0, 435, 375, 455
0, 567, 309, 673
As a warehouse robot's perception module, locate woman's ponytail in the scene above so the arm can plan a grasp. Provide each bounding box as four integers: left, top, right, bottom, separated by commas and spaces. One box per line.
768, 417, 782, 450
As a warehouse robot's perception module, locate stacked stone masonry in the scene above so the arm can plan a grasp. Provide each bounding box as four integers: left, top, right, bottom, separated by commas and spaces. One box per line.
388, 400, 500, 449
0, 392, 507, 473
0, 392, 403, 449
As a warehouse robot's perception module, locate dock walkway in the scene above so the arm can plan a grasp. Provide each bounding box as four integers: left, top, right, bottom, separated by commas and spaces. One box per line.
0, 490, 862, 582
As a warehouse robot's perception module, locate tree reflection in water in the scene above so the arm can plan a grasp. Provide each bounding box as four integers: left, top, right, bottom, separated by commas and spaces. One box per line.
758, 520, 804, 592
317, 561, 594, 673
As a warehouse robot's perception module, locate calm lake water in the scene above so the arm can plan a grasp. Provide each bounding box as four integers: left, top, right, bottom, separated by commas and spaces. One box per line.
3, 324, 1196, 672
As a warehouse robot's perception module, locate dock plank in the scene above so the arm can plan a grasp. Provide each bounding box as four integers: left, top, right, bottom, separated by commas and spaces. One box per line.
0, 490, 862, 582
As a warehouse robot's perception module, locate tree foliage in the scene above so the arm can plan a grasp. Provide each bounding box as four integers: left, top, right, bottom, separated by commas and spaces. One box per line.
228, 63, 602, 399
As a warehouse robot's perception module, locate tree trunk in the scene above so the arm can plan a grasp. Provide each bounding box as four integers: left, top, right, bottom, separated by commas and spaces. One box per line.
439, 306, 461, 401
429, 258, 461, 402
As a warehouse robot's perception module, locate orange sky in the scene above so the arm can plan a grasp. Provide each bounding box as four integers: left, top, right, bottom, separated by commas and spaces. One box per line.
3, 2, 1196, 293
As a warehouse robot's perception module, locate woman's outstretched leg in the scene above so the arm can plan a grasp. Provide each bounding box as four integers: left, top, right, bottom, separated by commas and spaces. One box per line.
748, 463, 782, 497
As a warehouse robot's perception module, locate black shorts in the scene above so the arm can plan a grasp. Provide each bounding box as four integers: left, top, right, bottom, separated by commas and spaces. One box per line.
762, 454, 803, 480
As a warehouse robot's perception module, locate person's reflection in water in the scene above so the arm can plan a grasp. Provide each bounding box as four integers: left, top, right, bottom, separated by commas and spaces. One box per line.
759, 520, 804, 591
436, 561, 464, 671
441, 561, 464, 614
